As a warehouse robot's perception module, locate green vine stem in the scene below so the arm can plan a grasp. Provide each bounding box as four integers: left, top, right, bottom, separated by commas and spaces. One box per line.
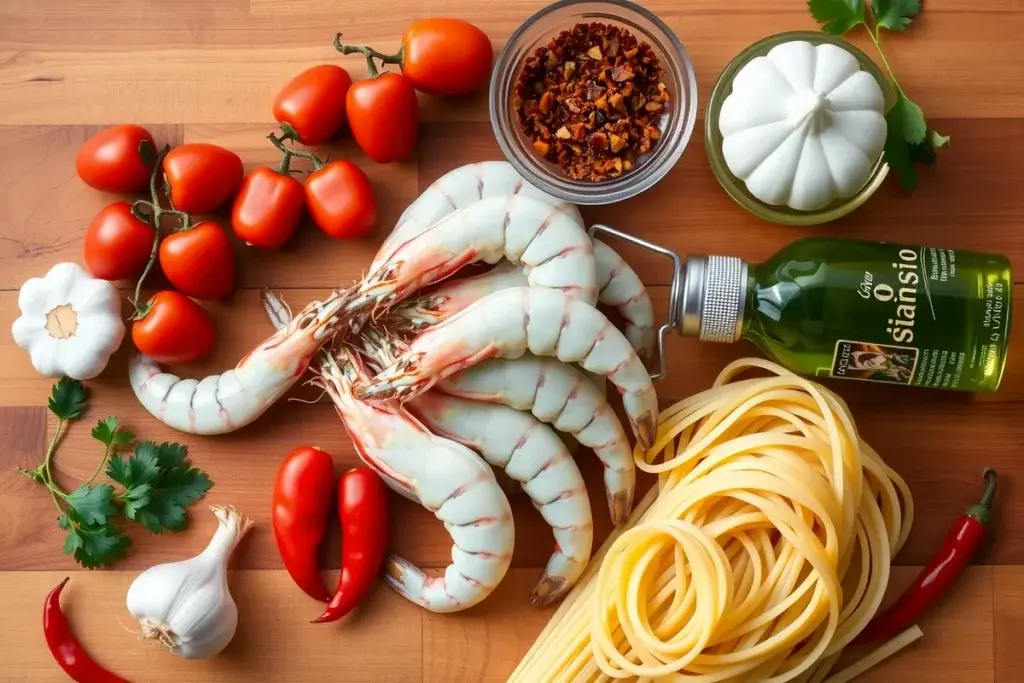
333, 32, 400, 78
128, 145, 194, 318
267, 132, 326, 171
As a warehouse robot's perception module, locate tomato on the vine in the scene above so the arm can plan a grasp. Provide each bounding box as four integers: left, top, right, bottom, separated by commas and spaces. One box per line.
335, 20, 492, 96
158, 222, 236, 299
76, 124, 156, 193
163, 143, 243, 214
83, 202, 155, 281
305, 161, 377, 239
231, 167, 305, 248
132, 291, 216, 365
273, 65, 353, 146
346, 73, 419, 163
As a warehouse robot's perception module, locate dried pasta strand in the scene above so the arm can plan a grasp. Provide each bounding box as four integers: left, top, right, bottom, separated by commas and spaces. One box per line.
508, 359, 914, 683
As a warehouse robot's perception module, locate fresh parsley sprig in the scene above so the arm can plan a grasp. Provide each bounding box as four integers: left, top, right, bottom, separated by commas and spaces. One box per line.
808, 0, 949, 190
19, 377, 214, 569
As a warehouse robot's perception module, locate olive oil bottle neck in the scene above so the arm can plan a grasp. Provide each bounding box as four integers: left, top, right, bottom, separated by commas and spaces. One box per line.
676, 254, 748, 343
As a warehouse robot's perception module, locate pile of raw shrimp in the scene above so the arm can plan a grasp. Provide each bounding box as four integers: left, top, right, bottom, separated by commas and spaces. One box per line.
128, 160, 660, 614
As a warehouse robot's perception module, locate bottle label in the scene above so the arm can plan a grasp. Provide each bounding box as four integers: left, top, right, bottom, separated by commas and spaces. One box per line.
829, 340, 919, 384
748, 237, 1012, 393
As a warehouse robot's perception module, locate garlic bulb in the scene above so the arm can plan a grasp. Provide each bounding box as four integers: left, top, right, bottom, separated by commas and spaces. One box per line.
718, 40, 887, 211
126, 506, 253, 659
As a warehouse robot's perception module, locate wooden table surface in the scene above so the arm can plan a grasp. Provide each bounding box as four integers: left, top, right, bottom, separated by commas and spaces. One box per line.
1, 0, 1022, 681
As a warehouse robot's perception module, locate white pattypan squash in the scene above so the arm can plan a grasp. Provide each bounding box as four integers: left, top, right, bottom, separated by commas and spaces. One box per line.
718, 40, 887, 212
11, 262, 125, 380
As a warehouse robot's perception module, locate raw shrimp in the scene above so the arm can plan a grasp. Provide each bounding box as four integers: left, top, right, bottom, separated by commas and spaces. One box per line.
390, 241, 654, 366
315, 348, 515, 614
363, 330, 594, 603
342, 195, 599, 323
437, 355, 635, 524
354, 286, 659, 452
388, 260, 528, 334
374, 161, 582, 270
593, 238, 656, 364
129, 288, 349, 435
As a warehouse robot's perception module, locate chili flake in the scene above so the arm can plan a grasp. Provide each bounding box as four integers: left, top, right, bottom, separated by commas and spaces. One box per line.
513, 22, 669, 182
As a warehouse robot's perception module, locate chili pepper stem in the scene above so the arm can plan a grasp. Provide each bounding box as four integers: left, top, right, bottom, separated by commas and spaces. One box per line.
967, 467, 998, 524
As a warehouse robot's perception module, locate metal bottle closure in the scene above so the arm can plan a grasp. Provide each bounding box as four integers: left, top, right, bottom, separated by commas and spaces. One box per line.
588, 224, 748, 382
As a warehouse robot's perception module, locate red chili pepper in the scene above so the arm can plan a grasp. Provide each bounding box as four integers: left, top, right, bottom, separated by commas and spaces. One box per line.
858, 467, 997, 644
312, 468, 390, 623
43, 577, 130, 683
272, 445, 336, 602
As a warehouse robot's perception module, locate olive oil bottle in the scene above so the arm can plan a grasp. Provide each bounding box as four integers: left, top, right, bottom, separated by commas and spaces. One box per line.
679, 236, 1013, 392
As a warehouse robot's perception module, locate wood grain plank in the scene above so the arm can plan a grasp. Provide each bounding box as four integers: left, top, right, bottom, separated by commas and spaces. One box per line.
995, 566, 1024, 683
0, 570, 423, 682
2, 7, 1023, 124
419, 120, 1024, 286
419, 566, 995, 682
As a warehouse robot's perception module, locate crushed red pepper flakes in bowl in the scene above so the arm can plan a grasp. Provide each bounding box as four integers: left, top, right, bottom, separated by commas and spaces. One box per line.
513, 21, 669, 182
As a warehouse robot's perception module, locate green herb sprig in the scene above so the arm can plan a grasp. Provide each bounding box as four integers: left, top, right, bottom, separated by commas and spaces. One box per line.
808, 0, 949, 190
19, 377, 213, 569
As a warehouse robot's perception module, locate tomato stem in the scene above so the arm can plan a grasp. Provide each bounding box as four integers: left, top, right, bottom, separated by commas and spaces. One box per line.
130, 144, 194, 318
333, 33, 402, 79
267, 132, 325, 171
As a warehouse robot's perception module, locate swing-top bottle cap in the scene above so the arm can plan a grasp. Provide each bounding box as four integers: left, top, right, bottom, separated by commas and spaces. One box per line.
678, 254, 747, 343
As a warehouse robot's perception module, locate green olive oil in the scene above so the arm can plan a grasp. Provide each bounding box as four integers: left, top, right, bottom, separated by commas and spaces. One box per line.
680, 237, 1013, 392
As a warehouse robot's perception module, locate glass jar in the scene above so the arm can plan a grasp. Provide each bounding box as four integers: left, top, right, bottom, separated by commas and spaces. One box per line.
705, 30, 896, 226
489, 0, 699, 205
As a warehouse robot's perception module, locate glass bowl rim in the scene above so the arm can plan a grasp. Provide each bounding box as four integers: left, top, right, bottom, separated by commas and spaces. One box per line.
488, 0, 699, 206
704, 30, 895, 226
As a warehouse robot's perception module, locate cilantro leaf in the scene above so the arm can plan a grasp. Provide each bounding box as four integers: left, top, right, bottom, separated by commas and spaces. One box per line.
91, 416, 134, 448
62, 515, 131, 569
871, 0, 921, 32
122, 483, 152, 520
808, 0, 865, 34
48, 377, 86, 421
884, 89, 932, 190
120, 441, 213, 534
889, 89, 927, 145
65, 484, 116, 526
107, 442, 161, 488
908, 128, 951, 165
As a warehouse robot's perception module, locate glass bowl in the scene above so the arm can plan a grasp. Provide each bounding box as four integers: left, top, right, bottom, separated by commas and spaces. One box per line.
489, 0, 698, 206
705, 31, 896, 226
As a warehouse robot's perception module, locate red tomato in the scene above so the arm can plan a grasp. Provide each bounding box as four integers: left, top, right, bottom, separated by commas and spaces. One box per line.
83, 202, 155, 281
75, 124, 156, 193
346, 73, 419, 164
399, 19, 494, 95
132, 291, 216, 364
163, 143, 244, 214
231, 167, 305, 248
273, 65, 353, 146
272, 445, 336, 602
304, 161, 377, 239
158, 222, 236, 299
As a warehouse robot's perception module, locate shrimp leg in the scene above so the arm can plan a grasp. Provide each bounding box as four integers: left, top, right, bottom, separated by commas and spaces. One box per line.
436, 355, 634, 524
405, 391, 593, 604
354, 286, 658, 452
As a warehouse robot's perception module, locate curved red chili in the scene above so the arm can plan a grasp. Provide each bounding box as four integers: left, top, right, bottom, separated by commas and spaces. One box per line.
859, 467, 998, 644
44, 577, 130, 683
272, 445, 336, 602
312, 468, 390, 623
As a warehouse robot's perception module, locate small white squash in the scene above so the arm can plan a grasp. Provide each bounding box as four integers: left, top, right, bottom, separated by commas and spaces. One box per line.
718, 40, 887, 212
11, 262, 125, 380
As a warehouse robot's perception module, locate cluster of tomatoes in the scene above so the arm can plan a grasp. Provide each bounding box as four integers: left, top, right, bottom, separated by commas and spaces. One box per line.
76, 18, 493, 368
